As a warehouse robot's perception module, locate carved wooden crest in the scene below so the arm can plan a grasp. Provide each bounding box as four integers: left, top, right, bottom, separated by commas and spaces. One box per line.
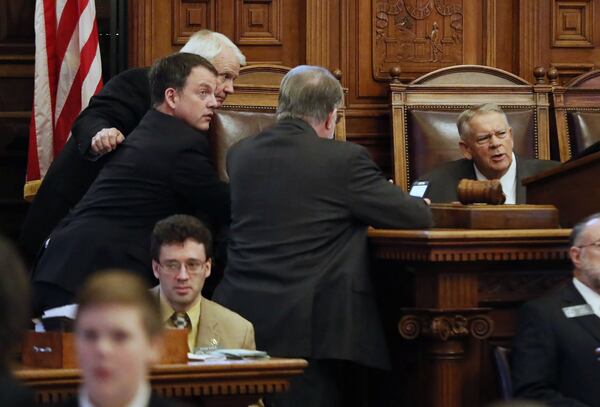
373, 0, 464, 80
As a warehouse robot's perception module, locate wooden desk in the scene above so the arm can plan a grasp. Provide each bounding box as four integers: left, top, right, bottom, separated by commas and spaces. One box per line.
16, 358, 308, 406
369, 228, 572, 407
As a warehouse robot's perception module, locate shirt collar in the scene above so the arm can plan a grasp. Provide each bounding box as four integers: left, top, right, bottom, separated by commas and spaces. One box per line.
79, 381, 151, 407
473, 152, 517, 204
573, 277, 600, 317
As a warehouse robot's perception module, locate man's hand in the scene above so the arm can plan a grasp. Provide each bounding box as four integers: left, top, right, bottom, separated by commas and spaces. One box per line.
90, 128, 125, 155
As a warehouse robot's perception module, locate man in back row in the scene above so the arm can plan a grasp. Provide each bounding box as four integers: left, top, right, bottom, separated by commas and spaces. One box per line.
151, 214, 255, 352
214, 65, 433, 406
418, 103, 559, 203
20, 30, 245, 265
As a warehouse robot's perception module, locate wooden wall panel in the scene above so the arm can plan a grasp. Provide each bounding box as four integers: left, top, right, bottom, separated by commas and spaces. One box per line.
128, 0, 304, 68
0, 0, 34, 241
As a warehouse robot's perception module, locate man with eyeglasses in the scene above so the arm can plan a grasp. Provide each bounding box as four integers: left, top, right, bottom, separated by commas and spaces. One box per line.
150, 214, 255, 352
417, 103, 559, 203
512, 213, 600, 406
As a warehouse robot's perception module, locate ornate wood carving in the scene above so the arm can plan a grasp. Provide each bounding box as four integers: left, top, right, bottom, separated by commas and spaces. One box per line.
235, 0, 282, 45
399, 309, 494, 341
369, 228, 572, 263
373, 0, 464, 80
17, 359, 308, 405
551, 62, 595, 85
172, 0, 216, 45
552, 0, 594, 48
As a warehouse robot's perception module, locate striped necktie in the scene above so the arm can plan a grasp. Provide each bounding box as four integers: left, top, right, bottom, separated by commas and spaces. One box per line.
171, 312, 191, 329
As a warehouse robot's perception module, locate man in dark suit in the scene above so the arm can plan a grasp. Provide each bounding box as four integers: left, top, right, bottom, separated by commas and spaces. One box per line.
20, 30, 245, 265
418, 103, 559, 203
512, 212, 600, 406
31, 53, 229, 315
213, 65, 433, 406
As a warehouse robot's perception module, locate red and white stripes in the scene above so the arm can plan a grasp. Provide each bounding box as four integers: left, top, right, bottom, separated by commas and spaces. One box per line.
26, 0, 103, 199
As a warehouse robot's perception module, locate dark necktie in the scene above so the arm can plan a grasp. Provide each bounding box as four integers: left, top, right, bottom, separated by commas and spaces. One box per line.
171, 312, 191, 329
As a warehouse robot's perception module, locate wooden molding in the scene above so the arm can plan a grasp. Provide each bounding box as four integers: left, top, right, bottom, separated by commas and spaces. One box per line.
172, 0, 216, 45
484, 0, 497, 67
551, 0, 594, 48
518, 0, 542, 82
235, 0, 282, 45
306, 0, 331, 66
399, 309, 494, 341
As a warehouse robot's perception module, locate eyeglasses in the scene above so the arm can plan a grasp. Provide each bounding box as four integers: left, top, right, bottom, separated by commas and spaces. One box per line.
577, 239, 600, 250
473, 129, 509, 146
159, 260, 207, 274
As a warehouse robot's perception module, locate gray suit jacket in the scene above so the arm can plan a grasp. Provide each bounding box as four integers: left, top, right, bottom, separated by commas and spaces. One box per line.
214, 118, 433, 370
417, 156, 560, 203
151, 286, 256, 350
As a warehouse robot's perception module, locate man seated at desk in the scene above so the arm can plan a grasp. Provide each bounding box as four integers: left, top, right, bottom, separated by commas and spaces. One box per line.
151, 214, 255, 352
512, 213, 600, 406
418, 103, 559, 203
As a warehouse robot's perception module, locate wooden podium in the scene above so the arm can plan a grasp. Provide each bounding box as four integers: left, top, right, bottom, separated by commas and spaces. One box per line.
369, 227, 572, 407
524, 150, 600, 227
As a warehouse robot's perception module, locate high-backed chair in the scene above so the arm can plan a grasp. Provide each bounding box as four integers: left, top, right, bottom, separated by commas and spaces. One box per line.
492, 346, 513, 400
389, 65, 553, 191
210, 64, 347, 181
549, 68, 600, 162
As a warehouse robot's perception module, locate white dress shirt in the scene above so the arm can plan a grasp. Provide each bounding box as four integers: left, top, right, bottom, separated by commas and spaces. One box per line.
573, 277, 600, 318
79, 382, 151, 407
474, 152, 517, 204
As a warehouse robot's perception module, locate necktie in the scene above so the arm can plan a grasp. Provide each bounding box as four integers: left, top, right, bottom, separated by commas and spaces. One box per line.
171, 312, 191, 329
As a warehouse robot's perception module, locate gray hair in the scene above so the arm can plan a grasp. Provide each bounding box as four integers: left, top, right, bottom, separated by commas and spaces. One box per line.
276, 65, 343, 124
457, 103, 510, 140
180, 30, 246, 66
570, 212, 600, 247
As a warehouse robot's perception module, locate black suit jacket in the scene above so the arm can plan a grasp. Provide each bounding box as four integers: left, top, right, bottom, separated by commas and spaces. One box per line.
213, 118, 433, 370
32, 109, 229, 298
511, 280, 600, 406
0, 372, 35, 407
417, 156, 560, 203
20, 68, 151, 264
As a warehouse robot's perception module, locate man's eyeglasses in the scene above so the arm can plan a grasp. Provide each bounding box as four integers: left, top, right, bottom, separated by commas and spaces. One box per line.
577, 239, 600, 250
159, 260, 207, 274
473, 129, 509, 146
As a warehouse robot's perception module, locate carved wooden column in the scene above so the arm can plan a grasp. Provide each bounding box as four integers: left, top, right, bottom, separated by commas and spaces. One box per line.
306, 0, 331, 67
400, 309, 494, 407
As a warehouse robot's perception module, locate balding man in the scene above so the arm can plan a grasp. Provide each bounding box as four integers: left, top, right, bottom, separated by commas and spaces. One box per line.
214, 65, 432, 407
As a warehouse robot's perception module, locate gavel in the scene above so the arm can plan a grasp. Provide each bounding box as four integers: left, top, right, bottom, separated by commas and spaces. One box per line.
457, 179, 506, 205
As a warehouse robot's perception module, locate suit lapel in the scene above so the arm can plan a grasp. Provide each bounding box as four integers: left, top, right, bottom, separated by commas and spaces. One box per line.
197, 298, 222, 349
562, 281, 600, 343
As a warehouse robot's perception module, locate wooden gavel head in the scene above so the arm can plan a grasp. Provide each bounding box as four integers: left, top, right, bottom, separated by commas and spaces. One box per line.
457, 179, 506, 205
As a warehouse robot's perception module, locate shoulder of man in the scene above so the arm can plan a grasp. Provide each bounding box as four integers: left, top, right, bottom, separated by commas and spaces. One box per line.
202, 297, 253, 329
418, 158, 472, 182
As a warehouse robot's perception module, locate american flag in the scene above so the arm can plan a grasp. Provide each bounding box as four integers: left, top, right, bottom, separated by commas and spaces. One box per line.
25, 0, 103, 200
